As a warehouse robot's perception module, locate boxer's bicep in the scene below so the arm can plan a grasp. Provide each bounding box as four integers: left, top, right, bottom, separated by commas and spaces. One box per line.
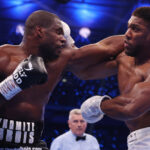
124, 78, 150, 116
72, 59, 118, 80
0, 51, 10, 73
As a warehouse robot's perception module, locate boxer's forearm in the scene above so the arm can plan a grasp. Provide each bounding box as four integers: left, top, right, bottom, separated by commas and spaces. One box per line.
68, 35, 124, 79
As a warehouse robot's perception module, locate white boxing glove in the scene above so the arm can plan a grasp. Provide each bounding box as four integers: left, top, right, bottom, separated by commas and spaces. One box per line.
61, 20, 75, 47
81, 95, 111, 123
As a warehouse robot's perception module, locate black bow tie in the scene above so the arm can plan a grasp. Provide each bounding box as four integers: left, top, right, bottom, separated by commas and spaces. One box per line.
76, 136, 86, 141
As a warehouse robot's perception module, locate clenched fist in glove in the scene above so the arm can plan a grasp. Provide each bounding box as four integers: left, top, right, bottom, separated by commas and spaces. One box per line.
81, 95, 111, 123
0, 55, 48, 100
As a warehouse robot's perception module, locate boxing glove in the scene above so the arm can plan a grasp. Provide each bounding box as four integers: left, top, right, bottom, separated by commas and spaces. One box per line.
0, 55, 48, 100
81, 95, 111, 123
61, 20, 75, 47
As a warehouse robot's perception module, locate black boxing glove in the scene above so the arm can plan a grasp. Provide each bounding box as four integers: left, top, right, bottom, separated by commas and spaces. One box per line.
0, 55, 48, 100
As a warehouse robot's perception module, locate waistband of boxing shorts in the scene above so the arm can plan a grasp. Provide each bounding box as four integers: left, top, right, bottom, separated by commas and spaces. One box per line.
0, 147, 42, 150
0, 117, 44, 148
0, 140, 48, 150
127, 127, 150, 143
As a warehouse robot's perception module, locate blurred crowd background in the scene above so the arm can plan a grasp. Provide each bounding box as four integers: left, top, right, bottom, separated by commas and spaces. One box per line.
0, 0, 150, 149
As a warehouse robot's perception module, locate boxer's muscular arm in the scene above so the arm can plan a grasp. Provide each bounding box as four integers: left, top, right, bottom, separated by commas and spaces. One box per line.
68, 35, 125, 79
101, 77, 150, 121
0, 47, 48, 102
0, 51, 11, 104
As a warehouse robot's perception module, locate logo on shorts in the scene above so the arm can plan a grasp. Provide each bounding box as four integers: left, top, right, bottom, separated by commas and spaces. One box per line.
0, 118, 35, 145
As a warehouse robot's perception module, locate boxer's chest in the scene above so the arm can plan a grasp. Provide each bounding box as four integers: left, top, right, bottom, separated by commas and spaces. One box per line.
117, 56, 150, 94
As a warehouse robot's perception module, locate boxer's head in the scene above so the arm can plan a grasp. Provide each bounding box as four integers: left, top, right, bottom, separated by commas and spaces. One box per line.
24, 10, 66, 62
124, 6, 150, 57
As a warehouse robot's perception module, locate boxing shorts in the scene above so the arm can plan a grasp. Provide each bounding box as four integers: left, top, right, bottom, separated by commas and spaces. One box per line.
127, 127, 150, 150
0, 118, 48, 149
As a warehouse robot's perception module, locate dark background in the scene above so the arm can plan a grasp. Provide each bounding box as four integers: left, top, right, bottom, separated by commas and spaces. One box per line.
0, 0, 150, 149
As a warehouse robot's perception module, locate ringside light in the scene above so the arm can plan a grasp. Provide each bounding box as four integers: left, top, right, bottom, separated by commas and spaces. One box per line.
79, 27, 91, 39
16, 24, 24, 36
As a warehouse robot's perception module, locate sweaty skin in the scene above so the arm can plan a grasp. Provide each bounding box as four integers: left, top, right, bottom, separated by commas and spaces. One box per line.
0, 16, 69, 122
101, 16, 150, 132
0, 33, 125, 123
0, 45, 71, 121
1, 12, 150, 134
71, 15, 150, 132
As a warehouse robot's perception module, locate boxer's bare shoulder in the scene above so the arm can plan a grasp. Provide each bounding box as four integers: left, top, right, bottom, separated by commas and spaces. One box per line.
0, 45, 25, 74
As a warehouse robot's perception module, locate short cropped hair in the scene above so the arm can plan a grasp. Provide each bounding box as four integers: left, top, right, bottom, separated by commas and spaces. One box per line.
68, 109, 82, 120
24, 10, 59, 35
132, 6, 150, 23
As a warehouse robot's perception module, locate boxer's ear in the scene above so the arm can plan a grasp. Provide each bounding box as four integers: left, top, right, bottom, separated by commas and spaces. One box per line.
35, 26, 43, 38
